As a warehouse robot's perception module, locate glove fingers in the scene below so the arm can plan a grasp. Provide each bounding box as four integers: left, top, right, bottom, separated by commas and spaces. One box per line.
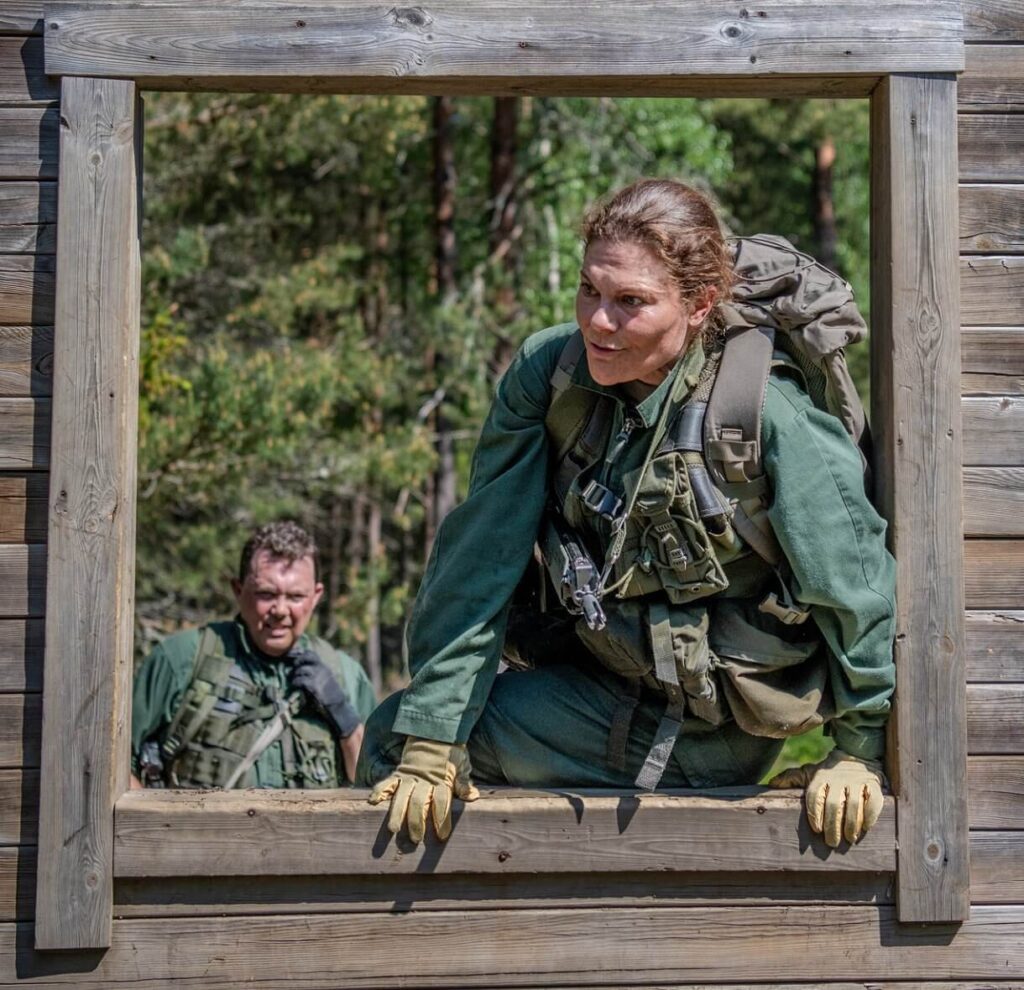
823, 785, 846, 848
861, 778, 885, 833
453, 752, 480, 802
387, 776, 416, 836
368, 774, 399, 806
805, 776, 829, 835
432, 780, 454, 841
844, 784, 866, 844
405, 781, 432, 844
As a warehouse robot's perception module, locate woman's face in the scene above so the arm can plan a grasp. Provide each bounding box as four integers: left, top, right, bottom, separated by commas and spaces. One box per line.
575, 239, 714, 388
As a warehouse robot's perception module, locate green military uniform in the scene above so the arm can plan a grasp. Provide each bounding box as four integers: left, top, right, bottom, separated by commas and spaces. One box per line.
358, 321, 895, 790
133, 618, 377, 788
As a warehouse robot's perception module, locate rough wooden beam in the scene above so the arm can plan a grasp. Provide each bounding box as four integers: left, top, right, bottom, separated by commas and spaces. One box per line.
0, 108, 58, 180
968, 757, 1024, 829
964, 541, 1024, 610
0, 183, 56, 256
113, 788, 897, 879
967, 685, 1024, 753
965, 610, 1024, 681
958, 45, 1024, 112
0, 37, 57, 103
870, 74, 968, 923
0, 695, 40, 769
35, 75, 141, 951
959, 115, 1024, 182
0, 399, 49, 470
961, 256, 1024, 324
0, 258, 55, 325
4, 907, 1024, 987
0, 545, 45, 617
0, 474, 48, 543
960, 185, 1024, 254
0, 327, 54, 397
961, 326, 1024, 395
962, 396, 1024, 465
0, 770, 38, 845
963, 0, 1024, 42
41, 1, 964, 93
963, 468, 1024, 536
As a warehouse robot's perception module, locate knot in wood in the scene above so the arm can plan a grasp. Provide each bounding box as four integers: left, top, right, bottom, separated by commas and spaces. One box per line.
388, 6, 433, 29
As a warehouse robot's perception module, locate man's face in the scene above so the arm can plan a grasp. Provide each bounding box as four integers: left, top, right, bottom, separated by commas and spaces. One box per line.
231, 550, 324, 657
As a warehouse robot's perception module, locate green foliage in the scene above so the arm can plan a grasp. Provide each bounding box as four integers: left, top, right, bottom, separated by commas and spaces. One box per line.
137, 92, 872, 678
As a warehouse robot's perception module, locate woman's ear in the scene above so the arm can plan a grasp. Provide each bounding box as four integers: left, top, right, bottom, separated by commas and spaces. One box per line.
687, 286, 718, 329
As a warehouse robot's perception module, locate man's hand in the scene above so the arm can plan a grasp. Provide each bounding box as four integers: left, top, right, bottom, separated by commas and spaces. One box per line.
368, 736, 480, 843
288, 648, 361, 738
768, 748, 887, 848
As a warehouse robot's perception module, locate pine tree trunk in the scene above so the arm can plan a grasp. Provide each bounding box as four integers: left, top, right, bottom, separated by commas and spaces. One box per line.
812, 135, 838, 273
365, 497, 383, 693
489, 96, 520, 377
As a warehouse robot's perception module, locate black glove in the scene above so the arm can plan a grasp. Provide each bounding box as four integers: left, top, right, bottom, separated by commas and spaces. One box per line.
287, 647, 361, 738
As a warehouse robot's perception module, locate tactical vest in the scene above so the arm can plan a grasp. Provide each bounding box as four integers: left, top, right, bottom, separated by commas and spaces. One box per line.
160, 624, 343, 789
527, 236, 867, 783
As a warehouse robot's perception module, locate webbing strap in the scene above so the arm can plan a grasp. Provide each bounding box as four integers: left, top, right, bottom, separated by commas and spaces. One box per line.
649, 601, 680, 687
161, 626, 233, 760
605, 680, 641, 773
635, 694, 685, 791
222, 707, 292, 790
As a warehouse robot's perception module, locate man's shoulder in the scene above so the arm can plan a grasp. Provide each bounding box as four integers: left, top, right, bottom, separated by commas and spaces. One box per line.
153, 620, 235, 662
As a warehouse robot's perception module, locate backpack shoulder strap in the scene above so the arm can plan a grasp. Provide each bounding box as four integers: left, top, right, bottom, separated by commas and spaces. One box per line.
703, 324, 782, 567
161, 624, 237, 760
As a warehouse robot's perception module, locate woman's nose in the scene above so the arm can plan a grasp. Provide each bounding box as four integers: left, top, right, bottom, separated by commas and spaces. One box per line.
590, 301, 616, 332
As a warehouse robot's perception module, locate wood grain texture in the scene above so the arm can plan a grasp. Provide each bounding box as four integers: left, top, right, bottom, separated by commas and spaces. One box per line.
0, 399, 49, 470
969, 757, 1024, 829
960, 186, 1024, 255
0, 771, 38, 846
959, 115, 1024, 182
0, 37, 57, 104
961, 257, 1024, 326
958, 45, 1024, 112
964, 0, 1024, 42
964, 469, 1024, 536
961, 326, 1024, 395
3, 907, 1024, 987
0, 695, 40, 770
35, 76, 141, 952
0, 108, 58, 181
42, 1, 965, 90
114, 869, 894, 918
0, 849, 34, 922
870, 74, 968, 922
0, 257, 55, 326
113, 788, 896, 878
0, 475, 47, 544
0, 545, 44, 617
965, 610, 1024, 681
970, 831, 1024, 903
0, 327, 53, 398
0, 619, 43, 692
968, 684, 1024, 753
0, 184, 56, 256
963, 396, 1024, 466
965, 542, 1024, 610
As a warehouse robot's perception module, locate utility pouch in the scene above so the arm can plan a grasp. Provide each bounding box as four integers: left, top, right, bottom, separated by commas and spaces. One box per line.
709, 598, 834, 738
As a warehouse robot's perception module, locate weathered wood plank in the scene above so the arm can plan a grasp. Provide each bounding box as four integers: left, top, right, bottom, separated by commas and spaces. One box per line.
960, 186, 1024, 255
0, 257, 55, 325
964, 0, 1024, 42
964, 470, 1024, 537
5, 907, 1024, 987
114, 869, 894, 917
0, 619, 43, 692
961, 327, 1024, 395
0, 183, 56, 256
969, 757, 1024, 829
0, 695, 40, 770
965, 611, 1024, 682
0, 399, 49, 470
0, 848, 34, 922
35, 76, 141, 952
0, 545, 44, 617
970, 831, 1024, 903
0, 771, 38, 846
959, 115, 1024, 182
870, 74, 968, 922
963, 397, 1024, 466
961, 256, 1024, 326
113, 788, 897, 879
0, 37, 57, 104
968, 684, 1024, 753
965, 543, 1024, 610
0, 108, 58, 180
43, 1, 965, 91
0, 474, 47, 543
0, 327, 53, 398
958, 45, 1024, 112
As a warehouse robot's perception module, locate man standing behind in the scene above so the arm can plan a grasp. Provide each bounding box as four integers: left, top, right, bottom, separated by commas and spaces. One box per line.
131, 521, 376, 789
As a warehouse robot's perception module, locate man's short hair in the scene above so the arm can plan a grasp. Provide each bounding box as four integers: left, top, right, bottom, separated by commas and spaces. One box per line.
238, 521, 319, 582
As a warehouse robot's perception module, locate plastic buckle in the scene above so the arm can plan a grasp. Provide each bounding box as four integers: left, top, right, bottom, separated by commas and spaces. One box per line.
581, 480, 624, 520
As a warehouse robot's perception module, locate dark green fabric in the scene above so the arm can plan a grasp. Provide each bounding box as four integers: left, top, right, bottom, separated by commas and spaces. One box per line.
389, 321, 895, 767
132, 618, 377, 787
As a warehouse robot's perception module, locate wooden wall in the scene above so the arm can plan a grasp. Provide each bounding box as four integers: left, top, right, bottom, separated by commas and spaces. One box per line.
0, 0, 1021, 985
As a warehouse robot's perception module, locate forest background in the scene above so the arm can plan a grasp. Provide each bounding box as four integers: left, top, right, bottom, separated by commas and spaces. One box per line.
137, 93, 871, 765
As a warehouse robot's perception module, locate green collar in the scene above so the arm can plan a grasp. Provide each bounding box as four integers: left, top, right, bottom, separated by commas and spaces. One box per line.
568, 328, 707, 429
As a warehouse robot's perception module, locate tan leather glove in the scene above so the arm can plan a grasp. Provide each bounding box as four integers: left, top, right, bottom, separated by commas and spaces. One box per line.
367, 736, 480, 843
768, 748, 887, 848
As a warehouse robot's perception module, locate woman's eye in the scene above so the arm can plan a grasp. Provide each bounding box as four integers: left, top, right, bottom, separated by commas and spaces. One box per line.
621, 295, 643, 307
578, 281, 597, 297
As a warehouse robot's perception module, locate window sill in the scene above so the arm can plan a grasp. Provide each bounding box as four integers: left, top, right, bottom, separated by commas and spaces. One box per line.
114, 787, 896, 877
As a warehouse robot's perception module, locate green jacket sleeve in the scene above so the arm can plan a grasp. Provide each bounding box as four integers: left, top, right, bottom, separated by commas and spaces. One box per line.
393, 324, 574, 743
762, 374, 897, 760
334, 649, 378, 723
130, 629, 201, 773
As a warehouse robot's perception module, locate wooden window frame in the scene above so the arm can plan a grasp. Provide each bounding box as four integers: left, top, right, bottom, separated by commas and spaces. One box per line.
33, 0, 968, 950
